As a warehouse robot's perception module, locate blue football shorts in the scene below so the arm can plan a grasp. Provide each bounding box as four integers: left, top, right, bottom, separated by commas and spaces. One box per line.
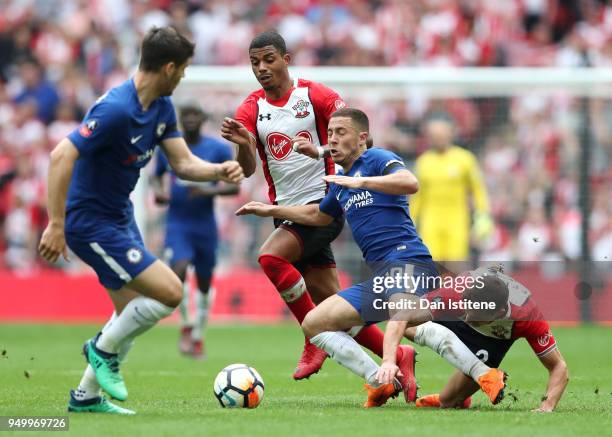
66, 216, 156, 290
338, 257, 440, 323
163, 222, 218, 279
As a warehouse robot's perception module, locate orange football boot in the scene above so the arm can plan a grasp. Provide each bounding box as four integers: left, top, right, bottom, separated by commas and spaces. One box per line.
416, 394, 472, 409
416, 394, 441, 408
477, 369, 507, 404
363, 379, 402, 408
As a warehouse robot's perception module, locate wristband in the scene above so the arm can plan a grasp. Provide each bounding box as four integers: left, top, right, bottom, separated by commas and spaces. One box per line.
317, 146, 325, 160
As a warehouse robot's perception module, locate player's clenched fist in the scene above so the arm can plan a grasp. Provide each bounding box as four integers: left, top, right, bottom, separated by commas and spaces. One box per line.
235, 201, 275, 217
292, 137, 320, 159
38, 222, 70, 263
216, 161, 244, 183
221, 117, 251, 148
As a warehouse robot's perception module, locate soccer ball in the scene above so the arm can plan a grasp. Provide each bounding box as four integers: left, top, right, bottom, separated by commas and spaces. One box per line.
213, 363, 265, 408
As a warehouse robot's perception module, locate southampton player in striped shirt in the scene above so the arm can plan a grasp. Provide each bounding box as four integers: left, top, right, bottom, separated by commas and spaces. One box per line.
237, 108, 507, 408
409, 266, 568, 412
221, 31, 406, 382
38, 27, 243, 415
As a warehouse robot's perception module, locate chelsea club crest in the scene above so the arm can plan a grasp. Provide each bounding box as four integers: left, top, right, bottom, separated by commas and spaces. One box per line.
156, 123, 166, 137
127, 248, 143, 264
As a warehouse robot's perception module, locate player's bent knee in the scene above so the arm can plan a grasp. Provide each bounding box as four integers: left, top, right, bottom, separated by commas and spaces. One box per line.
306, 282, 337, 304
302, 311, 325, 338
258, 253, 289, 268
439, 395, 465, 409
166, 279, 183, 308
154, 276, 183, 308
439, 383, 472, 409
301, 312, 316, 338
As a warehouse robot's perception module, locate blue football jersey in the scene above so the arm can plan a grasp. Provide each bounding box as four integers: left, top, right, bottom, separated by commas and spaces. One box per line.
155, 135, 233, 227
66, 78, 181, 229
319, 147, 431, 263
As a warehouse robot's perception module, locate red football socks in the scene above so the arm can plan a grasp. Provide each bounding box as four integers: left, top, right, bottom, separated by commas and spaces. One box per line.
258, 254, 315, 323
354, 324, 404, 361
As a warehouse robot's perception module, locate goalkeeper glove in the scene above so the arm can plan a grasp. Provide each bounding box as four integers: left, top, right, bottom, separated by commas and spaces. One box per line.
472, 212, 494, 241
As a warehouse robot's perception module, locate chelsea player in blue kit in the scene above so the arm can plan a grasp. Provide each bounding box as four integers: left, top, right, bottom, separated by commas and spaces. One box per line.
152, 102, 238, 359
237, 108, 506, 408
38, 27, 243, 415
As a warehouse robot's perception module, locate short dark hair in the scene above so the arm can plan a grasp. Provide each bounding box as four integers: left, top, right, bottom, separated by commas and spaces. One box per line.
331, 107, 370, 133
179, 100, 208, 120
464, 274, 509, 311
139, 26, 195, 72
249, 31, 287, 55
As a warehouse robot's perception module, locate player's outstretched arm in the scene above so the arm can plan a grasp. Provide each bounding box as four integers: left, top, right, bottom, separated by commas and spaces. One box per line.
161, 136, 244, 183
534, 349, 569, 412
221, 117, 257, 177
323, 169, 419, 195
235, 201, 334, 227
376, 319, 408, 384
39, 138, 79, 263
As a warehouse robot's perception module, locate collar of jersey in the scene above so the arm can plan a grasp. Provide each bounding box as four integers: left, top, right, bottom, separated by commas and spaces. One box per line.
264, 77, 297, 107
344, 149, 368, 175
129, 77, 146, 113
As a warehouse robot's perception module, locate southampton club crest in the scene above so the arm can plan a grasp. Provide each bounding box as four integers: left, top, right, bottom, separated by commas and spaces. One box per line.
537, 331, 551, 347
292, 99, 311, 118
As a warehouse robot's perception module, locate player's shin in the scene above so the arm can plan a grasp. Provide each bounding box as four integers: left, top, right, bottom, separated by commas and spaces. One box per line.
259, 255, 316, 327
351, 324, 384, 357
191, 289, 209, 341
96, 296, 174, 353
75, 365, 102, 401
179, 283, 190, 327
310, 331, 381, 386
413, 322, 489, 381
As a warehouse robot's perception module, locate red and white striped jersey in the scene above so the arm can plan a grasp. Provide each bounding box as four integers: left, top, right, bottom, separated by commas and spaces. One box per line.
235, 78, 345, 205
428, 268, 558, 358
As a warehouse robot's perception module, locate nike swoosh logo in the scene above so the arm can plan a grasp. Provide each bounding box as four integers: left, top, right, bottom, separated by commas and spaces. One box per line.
130, 135, 143, 144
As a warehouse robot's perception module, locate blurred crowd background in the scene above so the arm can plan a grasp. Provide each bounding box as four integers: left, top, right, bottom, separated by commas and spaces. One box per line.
0, 0, 611, 275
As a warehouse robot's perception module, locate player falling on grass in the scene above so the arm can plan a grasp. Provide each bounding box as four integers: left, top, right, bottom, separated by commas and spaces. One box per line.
222, 31, 409, 382
38, 27, 243, 415
152, 102, 238, 360
237, 108, 507, 408
408, 266, 568, 412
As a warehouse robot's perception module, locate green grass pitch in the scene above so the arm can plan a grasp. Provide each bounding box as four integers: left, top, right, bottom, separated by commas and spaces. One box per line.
1, 323, 611, 436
